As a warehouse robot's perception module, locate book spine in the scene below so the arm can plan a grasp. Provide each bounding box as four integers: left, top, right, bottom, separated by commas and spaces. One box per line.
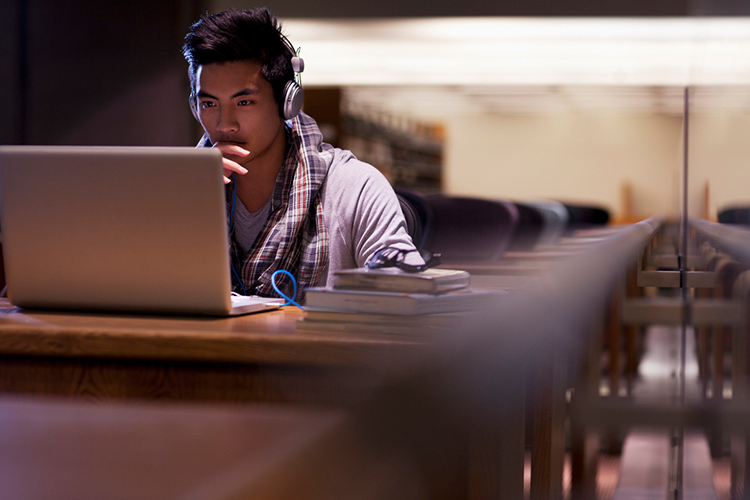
334, 277, 434, 294
305, 292, 420, 314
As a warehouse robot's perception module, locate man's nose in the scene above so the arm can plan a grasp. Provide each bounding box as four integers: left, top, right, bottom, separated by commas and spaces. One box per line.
217, 106, 239, 133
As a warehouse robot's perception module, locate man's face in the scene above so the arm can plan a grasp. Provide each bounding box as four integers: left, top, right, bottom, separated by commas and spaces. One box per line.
194, 60, 284, 168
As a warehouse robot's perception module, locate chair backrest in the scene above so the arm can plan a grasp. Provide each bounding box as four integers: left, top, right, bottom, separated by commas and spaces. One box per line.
718, 206, 750, 225
562, 203, 610, 230
394, 188, 434, 250
396, 193, 423, 250
525, 200, 569, 246
424, 195, 519, 262
506, 203, 545, 251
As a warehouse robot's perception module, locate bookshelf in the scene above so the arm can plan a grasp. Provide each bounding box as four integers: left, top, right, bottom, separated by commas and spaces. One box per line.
304, 87, 444, 193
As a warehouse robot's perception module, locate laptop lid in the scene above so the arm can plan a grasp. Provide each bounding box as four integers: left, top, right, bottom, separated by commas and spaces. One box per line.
0, 145, 256, 316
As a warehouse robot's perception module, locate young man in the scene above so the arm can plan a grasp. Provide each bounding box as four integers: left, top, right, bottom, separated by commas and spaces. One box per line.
182, 7, 419, 300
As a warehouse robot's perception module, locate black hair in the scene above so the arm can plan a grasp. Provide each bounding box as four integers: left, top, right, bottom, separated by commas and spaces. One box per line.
182, 7, 295, 116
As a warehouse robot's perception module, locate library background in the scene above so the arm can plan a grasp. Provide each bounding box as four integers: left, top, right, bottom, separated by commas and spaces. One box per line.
3, 0, 750, 499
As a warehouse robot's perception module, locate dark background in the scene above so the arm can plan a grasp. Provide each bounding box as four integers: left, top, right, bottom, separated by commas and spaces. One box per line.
1, 0, 747, 147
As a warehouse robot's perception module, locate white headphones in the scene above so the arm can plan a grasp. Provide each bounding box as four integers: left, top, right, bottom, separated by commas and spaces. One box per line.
189, 38, 305, 121
281, 39, 304, 120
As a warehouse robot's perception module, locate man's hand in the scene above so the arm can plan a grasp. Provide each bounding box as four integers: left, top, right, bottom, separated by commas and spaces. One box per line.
212, 143, 249, 184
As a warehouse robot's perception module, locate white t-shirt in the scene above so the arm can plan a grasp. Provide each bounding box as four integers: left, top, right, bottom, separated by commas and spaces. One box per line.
231, 193, 272, 257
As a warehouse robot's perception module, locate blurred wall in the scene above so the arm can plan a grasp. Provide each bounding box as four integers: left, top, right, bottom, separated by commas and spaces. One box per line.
210, 0, 692, 17
0, 0, 206, 147
3, 0, 746, 147
2, 0, 747, 220
442, 113, 684, 220
0, 0, 24, 145
689, 112, 750, 219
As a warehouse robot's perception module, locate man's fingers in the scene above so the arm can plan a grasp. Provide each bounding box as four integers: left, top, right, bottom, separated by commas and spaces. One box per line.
222, 157, 248, 174
214, 143, 250, 157
211, 143, 250, 183
222, 157, 248, 183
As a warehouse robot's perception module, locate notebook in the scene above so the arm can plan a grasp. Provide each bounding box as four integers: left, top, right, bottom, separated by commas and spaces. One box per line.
0, 145, 283, 316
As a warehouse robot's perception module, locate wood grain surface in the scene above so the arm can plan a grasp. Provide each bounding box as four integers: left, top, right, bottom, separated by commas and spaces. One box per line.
0, 300, 428, 365
0, 299, 431, 405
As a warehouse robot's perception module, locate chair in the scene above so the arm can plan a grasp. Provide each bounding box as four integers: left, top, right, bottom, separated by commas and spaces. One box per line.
396, 193, 423, 250
424, 194, 519, 262
525, 200, 569, 246
507, 203, 545, 251
718, 206, 750, 225
394, 188, 434, 250
561, 203, 610, 230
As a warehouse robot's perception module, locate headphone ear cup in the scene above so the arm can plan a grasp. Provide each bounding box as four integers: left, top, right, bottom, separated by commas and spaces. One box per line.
282, 80, 304, 120
291, 56, 304, 73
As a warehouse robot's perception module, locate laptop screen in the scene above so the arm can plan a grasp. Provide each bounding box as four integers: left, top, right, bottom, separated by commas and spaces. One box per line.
0, 146, 237, 315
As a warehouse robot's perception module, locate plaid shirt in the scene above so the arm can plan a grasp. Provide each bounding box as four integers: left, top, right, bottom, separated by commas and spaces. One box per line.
227, 112, 332, 300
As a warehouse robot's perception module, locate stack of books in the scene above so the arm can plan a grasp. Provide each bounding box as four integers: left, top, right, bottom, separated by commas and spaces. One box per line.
298, 267, 502, 335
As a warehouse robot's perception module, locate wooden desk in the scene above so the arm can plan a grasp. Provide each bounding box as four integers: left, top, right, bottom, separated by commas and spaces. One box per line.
0, 300, 427, 406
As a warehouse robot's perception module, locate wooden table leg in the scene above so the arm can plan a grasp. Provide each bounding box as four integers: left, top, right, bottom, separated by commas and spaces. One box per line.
530, 352, 567, 500
571, 310, 608, 500
731, 273, 750, 498
469, 388, 525, 500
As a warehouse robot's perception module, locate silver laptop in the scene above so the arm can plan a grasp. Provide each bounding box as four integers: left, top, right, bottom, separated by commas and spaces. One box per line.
0, 146, 283, 316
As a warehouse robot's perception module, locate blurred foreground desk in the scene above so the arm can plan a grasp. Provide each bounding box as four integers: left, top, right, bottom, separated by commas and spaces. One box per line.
0, 396, 343, 500
0, 299, 426, 405
0, 299, 526, 500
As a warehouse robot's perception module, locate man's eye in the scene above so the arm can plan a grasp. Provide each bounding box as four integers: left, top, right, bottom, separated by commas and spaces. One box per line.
199, 101, 215, 109
238, 100, 255, 106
